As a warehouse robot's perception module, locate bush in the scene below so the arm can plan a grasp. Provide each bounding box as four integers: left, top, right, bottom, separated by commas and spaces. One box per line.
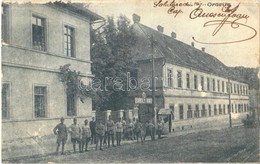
242, 114, 256, 128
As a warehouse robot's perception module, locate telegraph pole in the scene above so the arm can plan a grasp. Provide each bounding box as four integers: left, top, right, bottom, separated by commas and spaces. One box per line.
228, 77, 232, 128
151, 35, 157, 126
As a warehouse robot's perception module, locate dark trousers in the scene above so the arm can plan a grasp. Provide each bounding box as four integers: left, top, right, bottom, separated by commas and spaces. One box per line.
108, 131, 115, 147
96, 134, 103, 150
116, 132, 121, 146
157, 129, 163, 139
91, 131, 96, 144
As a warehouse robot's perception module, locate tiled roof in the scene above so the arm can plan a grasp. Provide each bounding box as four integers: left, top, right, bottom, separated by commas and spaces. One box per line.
132, 23, 230, 79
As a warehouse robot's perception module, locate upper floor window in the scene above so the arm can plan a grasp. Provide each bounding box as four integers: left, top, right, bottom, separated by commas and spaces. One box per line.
230, 83, 233, 93
222, 81, 224, 92
226, 82, 229, 93
167, 69, 173, 87
34, 86, 47, 118
194, 75, 198, 90
207, 77, 210, 91
186, 73, 190, 89
2, 4, 9, 43
32, 15, 46, 51
2, 83, 10, 119
177, 71, 182, 88
170, 105, 175, 120
64, 25, 75, 57
201, 76, 204, 91
217, 80, 220, 92
237, 85, 240, 94
234, 84, 237, 93
213, 79, 215, 91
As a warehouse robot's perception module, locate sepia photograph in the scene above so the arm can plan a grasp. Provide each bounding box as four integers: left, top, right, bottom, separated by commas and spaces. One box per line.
1, 0, 259, 163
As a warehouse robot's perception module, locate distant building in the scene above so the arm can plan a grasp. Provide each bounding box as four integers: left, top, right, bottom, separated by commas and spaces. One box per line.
1, 2, 103, 140
130, 14, 250, 130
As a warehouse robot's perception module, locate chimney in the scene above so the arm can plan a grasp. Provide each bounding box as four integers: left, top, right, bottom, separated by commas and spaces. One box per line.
132, 13, 140, 23
157, 25, 164, 33
171, 32, 176, 39
202, 47, 205, 52
191, 42, 194, 47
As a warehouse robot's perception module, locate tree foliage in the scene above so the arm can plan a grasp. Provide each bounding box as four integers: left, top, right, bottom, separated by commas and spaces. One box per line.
91, 15, 137, 111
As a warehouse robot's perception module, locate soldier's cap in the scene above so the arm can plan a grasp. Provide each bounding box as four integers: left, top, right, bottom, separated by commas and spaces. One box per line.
60, 117, 64, 121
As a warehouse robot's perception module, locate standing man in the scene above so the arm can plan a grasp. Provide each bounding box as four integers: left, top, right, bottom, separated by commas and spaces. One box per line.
81, 119, 91, 152
122, 117, 127, 140
107, 115, 115, 147
95, 119, 105, 150
90, 117, 96, 144
116, 117, 123, 146
132, 118, 137, 140
157, 118, 164, 139
53, 117, 67, 155
128, 119, 134, 140
69, 118, 82, 153
148, 120, 155, 141
135, 119, 142, 143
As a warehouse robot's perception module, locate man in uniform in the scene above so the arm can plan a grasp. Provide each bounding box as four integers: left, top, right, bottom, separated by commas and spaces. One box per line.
69, 118, 82, 153
81, 119, 91, 152
122, 117, 127, 140
53, 117, 67, 155
157, 118, 164, 139
135, 119, 142, 143
148, 120, 155, 141
90, 117, 96, 144
107, 115, 115, 147
95, 119, 106, 150
116, 117, 123, 146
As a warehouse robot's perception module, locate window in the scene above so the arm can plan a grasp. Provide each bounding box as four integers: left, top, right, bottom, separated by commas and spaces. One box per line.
214, 105, 217, 115
208, 105, 211, 116
207, 78, 210, 91
64, 25, 75, 57
244, 104, 246, 112
179, 104, 184, 120
237, 85, 240, 94
177, 71, 182, 88
222, 81, 224, 92
194, 75, 197, 90
167, 69, 173, 87
194, 104, 199, 118
34, 86, 47, 118
213, 79, 215, 91
201, 76, 204, 91
186, 73, 190, 89
187, 105, 192, 119
201, 104, 206, 117
219, 104, 222, 114
217, 80, 220, 92
230, 83, 233, 93
2, 83, 10, 119
234, 84, 236, 93
67, 92, 77, 116
232, 104, 234, 113
245, 86, 248, 95
226, 82, 229, 93
223, 105, 226, 114
2, 4, 9, 43
32, 15, 46, 51
243, 86, 245, 95
240, 85, 242, 95
170, 105, 175, 120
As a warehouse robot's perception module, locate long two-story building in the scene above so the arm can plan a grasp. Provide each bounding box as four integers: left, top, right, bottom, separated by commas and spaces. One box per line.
130, 14, 249, 131
1, 2, 103, 140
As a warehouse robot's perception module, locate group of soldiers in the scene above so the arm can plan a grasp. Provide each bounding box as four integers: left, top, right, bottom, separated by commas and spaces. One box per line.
53, 116, 165, 155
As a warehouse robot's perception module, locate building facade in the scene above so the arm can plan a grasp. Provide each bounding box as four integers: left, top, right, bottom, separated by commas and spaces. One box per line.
1, 2, 103, 140
131, 14, 250, 130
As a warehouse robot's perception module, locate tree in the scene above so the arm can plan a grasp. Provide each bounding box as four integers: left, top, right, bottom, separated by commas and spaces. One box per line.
91, 15, 137, 111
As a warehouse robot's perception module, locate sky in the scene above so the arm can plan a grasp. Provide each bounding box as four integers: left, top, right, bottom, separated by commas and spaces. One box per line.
7, 0, 259, 68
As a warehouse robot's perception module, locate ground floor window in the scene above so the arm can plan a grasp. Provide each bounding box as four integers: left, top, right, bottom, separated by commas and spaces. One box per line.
179, 104, 184, 120
34, 86, 47, 118
2, 83, 10, 119
194, 104, 199, 118
187, 105, 192, 119
214, 105, 217, 115
208, 105, 211, 116
219, 104, 222, 115
201, 104, 206, 117
223, 105, 226, 114
67, 92, 77, 116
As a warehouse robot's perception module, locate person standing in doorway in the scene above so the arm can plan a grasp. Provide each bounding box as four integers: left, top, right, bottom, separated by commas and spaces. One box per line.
53, 117, 67, 155
90, 117, 96, 144
69, 118, 82, 153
